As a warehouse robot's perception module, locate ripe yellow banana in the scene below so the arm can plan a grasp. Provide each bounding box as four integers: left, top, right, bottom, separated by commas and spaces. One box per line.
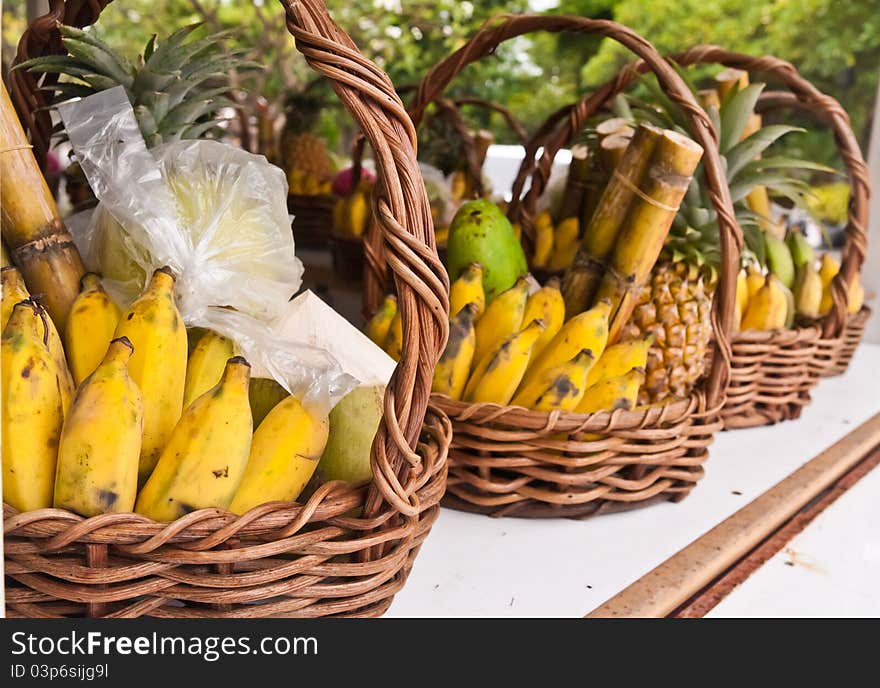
464, 319, 546, 405
532, 211, 554, 269
522, 277, 565, 359
365, 294, 397, 346
735, 269, 749, 330
546, 216, 579, 272
745, 265, 765, 302
473, 276, 529, 367
183, 329, 237, 409
432, 302, 479, 400
1, 265, 29, 329
1, 301, 64, 511
449, 262, 485, 318
794, 262, 823, 319
576, 367, 645, 414
848, 273, 864, 314
135, 356, 253, 522
741, 275, 788, 331
512, 348, 595, 411
64, 273, 121, 385
229, 395, 329, 514
383, 308, 403, 361
585, 334, 653, 388
520, 299, 611, 391
114, 267, 188, 485
2, 266, 75, 414
818, 253, 840, 316
54, 338, 143, 517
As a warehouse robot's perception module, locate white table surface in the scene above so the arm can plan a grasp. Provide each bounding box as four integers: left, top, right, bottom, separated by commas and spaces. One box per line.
708, 458, 880, 617
387, 343, 880, 617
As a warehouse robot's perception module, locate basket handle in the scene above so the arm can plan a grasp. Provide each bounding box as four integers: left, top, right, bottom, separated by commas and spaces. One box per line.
282, 0, 449, 518
412, 14, 741, 410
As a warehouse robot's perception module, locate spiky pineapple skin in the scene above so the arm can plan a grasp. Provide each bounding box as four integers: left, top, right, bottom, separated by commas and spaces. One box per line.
619, 261, 713, 404
280, 130, 333, 183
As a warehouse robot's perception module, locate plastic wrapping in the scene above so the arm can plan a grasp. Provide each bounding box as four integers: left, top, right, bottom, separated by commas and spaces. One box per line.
58, 87, 355, 414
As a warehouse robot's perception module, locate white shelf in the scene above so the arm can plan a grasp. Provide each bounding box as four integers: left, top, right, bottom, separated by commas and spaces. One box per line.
387, 343, 880, 617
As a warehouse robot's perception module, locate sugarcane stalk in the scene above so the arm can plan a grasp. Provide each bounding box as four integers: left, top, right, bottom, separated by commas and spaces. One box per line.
1, 238, 11, 267
595, 117, 631, 139
558, 145, 590, 221
598, 132, 632, 173
698, 89, 721, 110
0, 82, 84, 332
561, 123, 663, 317
595, 130, 704, 342
715, 68, 749, 100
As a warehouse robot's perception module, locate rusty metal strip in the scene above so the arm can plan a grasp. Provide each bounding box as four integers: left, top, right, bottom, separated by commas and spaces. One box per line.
672, 444, 880, 617
586, 411, 880, 618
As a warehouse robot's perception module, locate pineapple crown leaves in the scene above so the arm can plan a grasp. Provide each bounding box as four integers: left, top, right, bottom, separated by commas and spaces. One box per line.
16, 22, 258, 148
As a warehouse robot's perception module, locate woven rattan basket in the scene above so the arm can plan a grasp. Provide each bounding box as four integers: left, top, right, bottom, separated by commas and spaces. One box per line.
531, 46, 870, 430
5, 0, 451, 618
405, 15, 742, 519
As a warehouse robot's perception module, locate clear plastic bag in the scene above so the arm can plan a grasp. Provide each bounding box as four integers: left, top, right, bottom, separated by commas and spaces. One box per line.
58, 87, 355, 414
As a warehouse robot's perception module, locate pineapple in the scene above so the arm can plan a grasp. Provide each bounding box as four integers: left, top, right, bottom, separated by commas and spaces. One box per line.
595, 73, 824, 404
18, 23, 245, 148
280, 91, 334, 193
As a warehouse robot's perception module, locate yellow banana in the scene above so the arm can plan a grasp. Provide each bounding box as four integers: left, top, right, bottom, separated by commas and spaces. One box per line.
532, 211, 554, 269
365, 294, 397, 346
818, 253, 840, 316
135, 356, 253, 521
794, 262, 822, 319
741, 275, 788, 330
432, 302, 479, 400
345, 191, 370, 238
512, 348, 595, 411
449, 262, 485, 318
64, 273, 121, 385
522, 277, 565, 359
464, 319, 546, 405
383, 308, 403, 361
53, 337, 143, 516
848, 272, 864, 314
585, 334, 653, 388
183, 329, 237, 409
2, 266, 75, 414
229, 395, 329, 514
576, 367, 645, 414
1, 265, 30, 329
114, 267, 188, 485
745, 265, 765, 302
512, 222, 522, 243
520, 299, 611, 391
734, 269, 748, 330
473, 276, 529, 367
1, 301, 64, 511
546, 216, 579, 272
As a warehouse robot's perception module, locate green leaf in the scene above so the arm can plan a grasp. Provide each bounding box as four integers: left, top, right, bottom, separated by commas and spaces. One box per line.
61, 36, 134, 87
14, 55, 90, 74
144, 35, 158, 62
742, 224, 766, 266
725, 125, 804, 179
729, 175, 810, 203
180, 119, 230, 140
40, 82, 95, 101
739, 156, 840, 177
719, 83, 765, 154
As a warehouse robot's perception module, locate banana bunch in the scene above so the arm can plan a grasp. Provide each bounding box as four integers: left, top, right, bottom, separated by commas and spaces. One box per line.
422, 271, 650, 414
332, 180, 372, 239
288, 169, 333, 196
531, 211, 581, 274
736, 229, 864, 332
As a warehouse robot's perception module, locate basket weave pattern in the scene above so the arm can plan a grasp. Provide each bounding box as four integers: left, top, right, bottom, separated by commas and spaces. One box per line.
6, 0, 451, 617
410, 15, 741, 518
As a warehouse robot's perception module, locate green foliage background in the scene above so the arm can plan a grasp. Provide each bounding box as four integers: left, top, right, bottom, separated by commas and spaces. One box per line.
2, 0, 877, 162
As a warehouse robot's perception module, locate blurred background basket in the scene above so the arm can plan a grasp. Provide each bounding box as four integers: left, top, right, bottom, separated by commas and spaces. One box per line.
406, 14, 741, 519
5, 0, 450, 618
535, 46, 869, 430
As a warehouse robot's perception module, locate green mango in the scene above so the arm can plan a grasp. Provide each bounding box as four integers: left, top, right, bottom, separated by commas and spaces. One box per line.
317, 385, 384, 484
764, 232, 796, 289
446, 199, 528, 303
785, 229, 814, 271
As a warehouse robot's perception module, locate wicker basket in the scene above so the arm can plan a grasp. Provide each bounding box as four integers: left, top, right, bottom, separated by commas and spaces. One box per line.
531, 46, 870, 429
5, 0, 451, 618
289, 192, 338, 249
405, 15, 741, 519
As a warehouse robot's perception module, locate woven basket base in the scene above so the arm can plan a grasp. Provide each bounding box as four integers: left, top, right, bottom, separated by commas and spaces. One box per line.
819, 306, 871, 378
289, 193, 336, 249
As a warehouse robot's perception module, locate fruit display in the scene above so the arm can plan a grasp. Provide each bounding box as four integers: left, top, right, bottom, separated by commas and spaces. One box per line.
280, 90, 335, 196
332, 172, 373, 239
